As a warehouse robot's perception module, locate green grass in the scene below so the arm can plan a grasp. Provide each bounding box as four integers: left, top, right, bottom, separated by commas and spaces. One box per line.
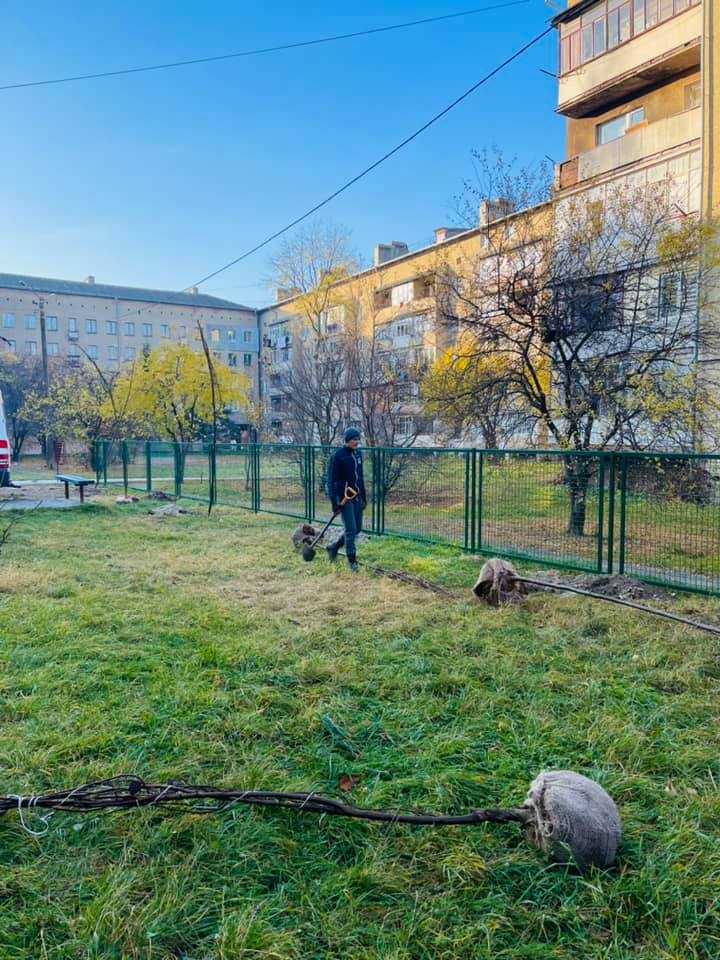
2, 500, 718, 958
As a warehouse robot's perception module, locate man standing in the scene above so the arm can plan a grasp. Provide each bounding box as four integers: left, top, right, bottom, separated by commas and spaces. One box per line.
327, 427, 367, 572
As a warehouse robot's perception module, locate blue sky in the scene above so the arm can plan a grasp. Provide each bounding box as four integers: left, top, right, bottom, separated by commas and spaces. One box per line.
0, 1, 564, 306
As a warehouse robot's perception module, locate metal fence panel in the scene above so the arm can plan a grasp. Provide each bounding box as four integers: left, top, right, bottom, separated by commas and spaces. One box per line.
258, 444, 307, 519
619, 454, 720, 594
215, 443, 254, 510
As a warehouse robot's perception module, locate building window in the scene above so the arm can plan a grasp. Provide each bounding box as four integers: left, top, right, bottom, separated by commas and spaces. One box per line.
125, 322, 135, 336
2, 313, 15, 328
226, 328, 237, 342
179, 325, 186, 338
87, 344, 98, 359
48, 342, 60, 356
106, 320, 117, 335
685, 81, 701, 110
125, 346, 136, 361
596, 107, 645, 144
108, 345, 119, 360
228, 352, 238, 367
390, 281, 415, 307
86, 318, 97, 334
271, 419, 282, 430
160, 324, 170, 338
396, 319, 414, 338
26, 341, 38, 355
143, 323, 152, 337
560, 0, 699, 75
396, 415, 414, 436
24, 315, 36, 330
68, 345, 80, 360
210, 328, 221, 343
243, 353, 253, 367
4, 340, 16, 351
243, 330, 252, 343
68, 317, 78, 333
46, 315, 58, 331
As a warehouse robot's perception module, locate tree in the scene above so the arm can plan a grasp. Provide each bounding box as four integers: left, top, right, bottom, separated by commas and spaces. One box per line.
115, 343, 251, 446
450, 147, 552, 229
0, 354, 47, 459
422, 339, 536, 449
437, 177, 720, 535
266, 221, 360, 444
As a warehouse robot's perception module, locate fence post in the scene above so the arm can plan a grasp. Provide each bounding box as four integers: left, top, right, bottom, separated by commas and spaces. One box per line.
469, 449, 478, 552
379, 448, 386, 535
145, 441, 152, 492
476, 450, 484, 551
606, 454, 616, 574
252, 444, 260, 512
306, 446, 316, 522
596, 453, 605, 574
103, 440, 108, 487
95, 442, 102, 485
618, 454, 628, 575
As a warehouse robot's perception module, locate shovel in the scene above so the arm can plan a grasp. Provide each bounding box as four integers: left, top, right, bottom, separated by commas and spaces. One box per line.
302, 485, 358, 562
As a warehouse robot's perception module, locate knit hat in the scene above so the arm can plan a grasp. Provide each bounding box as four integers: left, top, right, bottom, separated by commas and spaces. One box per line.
344, 427, 361, 443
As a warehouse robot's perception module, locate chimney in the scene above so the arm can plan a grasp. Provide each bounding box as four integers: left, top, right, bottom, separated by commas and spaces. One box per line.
185, 286, 199, 295
84, 275, 95, 285
434, 227, 467, 244
479, 198, 515, 226
374, 241, 409, 266
275, 287, 300, 302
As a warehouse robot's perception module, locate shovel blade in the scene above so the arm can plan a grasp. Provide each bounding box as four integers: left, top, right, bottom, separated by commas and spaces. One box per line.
302, 544, 317, 562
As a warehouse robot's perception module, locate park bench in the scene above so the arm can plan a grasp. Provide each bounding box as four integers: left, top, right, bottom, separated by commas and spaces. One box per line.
56, 474, 94, 504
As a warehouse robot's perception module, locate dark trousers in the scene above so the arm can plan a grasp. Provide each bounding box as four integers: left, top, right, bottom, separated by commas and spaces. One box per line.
334, 500, 364, 561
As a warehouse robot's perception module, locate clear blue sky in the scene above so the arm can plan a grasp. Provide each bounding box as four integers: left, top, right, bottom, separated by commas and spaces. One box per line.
0, 1, 564, 307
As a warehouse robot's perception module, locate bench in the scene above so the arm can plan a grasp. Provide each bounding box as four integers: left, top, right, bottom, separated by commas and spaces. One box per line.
57, 474, 94, 504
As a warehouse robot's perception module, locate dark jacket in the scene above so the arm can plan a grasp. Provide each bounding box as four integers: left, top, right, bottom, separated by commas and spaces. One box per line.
328, 445, 367, 508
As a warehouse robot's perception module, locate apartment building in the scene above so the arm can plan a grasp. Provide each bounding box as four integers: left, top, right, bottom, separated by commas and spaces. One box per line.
0, 273, 261, 400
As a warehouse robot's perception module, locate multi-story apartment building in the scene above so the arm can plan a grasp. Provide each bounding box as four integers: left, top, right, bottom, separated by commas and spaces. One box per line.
0, 273, 260, 400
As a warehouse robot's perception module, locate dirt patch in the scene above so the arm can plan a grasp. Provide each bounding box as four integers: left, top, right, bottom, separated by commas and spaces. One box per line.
529, 572, 672, 602
0, 482, 100, 502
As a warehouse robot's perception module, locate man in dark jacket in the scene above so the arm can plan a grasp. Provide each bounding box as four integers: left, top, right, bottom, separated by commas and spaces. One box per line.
327, 427, 367, 572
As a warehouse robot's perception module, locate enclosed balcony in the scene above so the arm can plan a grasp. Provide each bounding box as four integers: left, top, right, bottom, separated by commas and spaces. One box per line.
556, 2, 701, 118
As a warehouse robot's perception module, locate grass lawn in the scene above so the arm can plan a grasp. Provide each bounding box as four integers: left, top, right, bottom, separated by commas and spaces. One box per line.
0, 499, 719, 959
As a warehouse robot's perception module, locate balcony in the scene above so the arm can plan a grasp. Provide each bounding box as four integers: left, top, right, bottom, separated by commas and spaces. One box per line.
558, 5, 701, 118
557, 107, 700, 187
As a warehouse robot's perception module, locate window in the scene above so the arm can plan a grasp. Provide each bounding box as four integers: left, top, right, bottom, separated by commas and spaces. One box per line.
26, 341, 38, 355
596, 107, 645, 144
143, 323, 152, 337
4, 339, 15, 352
685, 81, 701, 110
228, 352, 238, 367
179, 325, 186, 338
125, 322, 135, 336
210, 328, 221, 343
2, 313, 15, 328
226, 328, 237, 342
396, 415, 414, 436
125, 346, 136, 361
68, 345, 81, 360
560, 0, 700, 74
68, 317, 78, 333
24, 315, 36, 330
87, 344, 98, 359
396, 319, 415, 338
391, 281, 415, 307
86, 318, 97, 333
107, 345, 119, 360
106, 320, 117, 335
46, 315, 58, 332
160, 324, 170, 338
659, 271, 687, 316
351, 389, 362, 408
243, 353, 253, 367
243, 330, 252, 343
48, 342, 59, 356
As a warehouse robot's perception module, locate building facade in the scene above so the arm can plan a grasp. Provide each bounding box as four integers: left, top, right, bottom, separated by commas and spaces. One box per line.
0, 273, 260, 401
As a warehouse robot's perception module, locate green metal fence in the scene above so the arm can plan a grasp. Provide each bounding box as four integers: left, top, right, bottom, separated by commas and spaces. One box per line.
96, 441, 720, 596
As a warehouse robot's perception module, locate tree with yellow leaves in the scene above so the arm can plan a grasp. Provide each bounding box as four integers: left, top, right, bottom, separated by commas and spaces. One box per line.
113, 343, 250, 445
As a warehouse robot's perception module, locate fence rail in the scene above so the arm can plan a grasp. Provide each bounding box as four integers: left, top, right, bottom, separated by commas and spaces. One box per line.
96, 441, 720, 596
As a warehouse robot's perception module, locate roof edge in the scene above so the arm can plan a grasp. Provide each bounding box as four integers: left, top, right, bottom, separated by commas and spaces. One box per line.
551, 0, 598, 28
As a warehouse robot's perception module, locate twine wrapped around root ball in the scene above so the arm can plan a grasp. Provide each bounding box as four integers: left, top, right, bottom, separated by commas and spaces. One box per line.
522, 770, 622, 870
473, 558, 526, 606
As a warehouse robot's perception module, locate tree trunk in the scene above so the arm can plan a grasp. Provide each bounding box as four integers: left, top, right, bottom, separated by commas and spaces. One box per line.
564, 456, 593, 537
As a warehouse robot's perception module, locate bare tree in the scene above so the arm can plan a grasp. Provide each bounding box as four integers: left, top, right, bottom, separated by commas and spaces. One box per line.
450, 147, 552, 229
437, 178, 719, 535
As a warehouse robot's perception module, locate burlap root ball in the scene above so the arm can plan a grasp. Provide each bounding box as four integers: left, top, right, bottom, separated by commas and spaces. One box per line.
291, 524, 317, 552
523, 770, 622, 870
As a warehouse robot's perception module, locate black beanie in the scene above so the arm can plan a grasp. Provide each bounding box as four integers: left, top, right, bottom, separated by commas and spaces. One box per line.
344, 427, 361, 443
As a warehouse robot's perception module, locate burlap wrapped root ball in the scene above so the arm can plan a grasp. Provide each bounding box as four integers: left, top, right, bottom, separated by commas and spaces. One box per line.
523, 770, 622, 870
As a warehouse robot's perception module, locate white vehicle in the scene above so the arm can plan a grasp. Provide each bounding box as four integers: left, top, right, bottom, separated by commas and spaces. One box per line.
0, 387, 10, 485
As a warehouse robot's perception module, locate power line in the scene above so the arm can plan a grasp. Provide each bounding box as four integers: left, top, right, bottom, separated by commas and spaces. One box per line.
0, 2, 529, 93
192, 24, 553, 288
